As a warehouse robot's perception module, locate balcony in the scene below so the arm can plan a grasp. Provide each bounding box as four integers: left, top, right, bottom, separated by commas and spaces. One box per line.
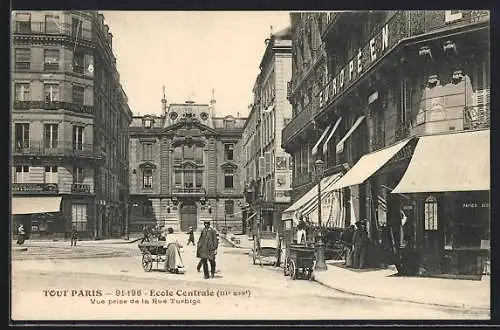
71, 183, 93, 194
43, 62, 60, 71
12, 101, 94, 115
12, 21, 93, 43
282, 104, 316, 147
13, 140, 103, 161
172, 187, 206, 197
12, 183, 59, 195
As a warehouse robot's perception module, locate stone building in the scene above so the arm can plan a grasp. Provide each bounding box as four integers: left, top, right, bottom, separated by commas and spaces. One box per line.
242, 27, 293, 236
129, 91, 247, 232
283, 11, 489, 276
11, 11, 132, 239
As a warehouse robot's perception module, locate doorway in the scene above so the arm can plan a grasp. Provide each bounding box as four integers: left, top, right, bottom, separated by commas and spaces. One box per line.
180, 200, 198, 231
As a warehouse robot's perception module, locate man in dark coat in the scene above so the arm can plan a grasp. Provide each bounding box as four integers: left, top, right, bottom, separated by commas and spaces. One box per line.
197, 221, 218, 279
70, 227, 78, 246
352, 220, 368, 269
341, 225, 355, 266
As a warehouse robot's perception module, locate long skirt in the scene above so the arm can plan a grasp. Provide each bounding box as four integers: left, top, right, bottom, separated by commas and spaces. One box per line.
344, 247, 353, 267
165, 243, 184, 272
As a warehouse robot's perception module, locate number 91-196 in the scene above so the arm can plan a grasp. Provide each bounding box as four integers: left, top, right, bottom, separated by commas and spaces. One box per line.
115, 289, 142, 297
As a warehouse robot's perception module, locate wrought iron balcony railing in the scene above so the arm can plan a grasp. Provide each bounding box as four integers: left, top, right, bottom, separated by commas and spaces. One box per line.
13, 140, 102, 160
282, 104, 316, 147
12, 100, 94, 115
12, 183, 59, 194
12, 21, 93, 42
172, 187, 207, 195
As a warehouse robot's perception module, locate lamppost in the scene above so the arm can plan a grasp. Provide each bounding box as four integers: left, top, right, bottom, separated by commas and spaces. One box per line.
314, 159, 327, 271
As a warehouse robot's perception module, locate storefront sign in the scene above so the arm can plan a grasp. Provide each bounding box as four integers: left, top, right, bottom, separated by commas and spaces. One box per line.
462, 202, 489, 208
12, 183, 59, 194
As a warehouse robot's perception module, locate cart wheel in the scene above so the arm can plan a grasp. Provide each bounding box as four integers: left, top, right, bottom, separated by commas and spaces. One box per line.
142, 253, 153, 272
290, 260, 297, 280
283, 258, 289, 276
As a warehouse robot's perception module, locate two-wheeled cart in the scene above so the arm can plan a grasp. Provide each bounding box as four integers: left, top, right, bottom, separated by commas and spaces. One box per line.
138, 241, 168, 272
283, 243, 315, 280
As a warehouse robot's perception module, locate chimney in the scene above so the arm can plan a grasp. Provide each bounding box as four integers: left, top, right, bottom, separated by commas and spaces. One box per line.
210, 88, 216, 118
161, 86, 167, 116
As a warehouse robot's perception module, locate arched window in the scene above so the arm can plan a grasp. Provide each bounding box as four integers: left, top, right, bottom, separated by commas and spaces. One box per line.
424, 195, 438, 230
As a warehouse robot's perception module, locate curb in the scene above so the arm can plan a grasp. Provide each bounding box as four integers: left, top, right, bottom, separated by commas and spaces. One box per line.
313, 275, 490, 312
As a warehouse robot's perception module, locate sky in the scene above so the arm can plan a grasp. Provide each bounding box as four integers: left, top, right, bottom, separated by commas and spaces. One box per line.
102, 11, 291, 118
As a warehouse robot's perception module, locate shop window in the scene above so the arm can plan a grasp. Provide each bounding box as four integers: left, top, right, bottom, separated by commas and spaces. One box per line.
424, 195, 438, 230
71, 204, 87, 232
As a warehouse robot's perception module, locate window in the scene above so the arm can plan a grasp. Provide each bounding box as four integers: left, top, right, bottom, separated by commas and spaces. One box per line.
144, 119, 152, 128
72, 85, 85, 105
73, 126, 84, 150
44, 49, 59, 70
184, 171, 194, 188
195, 171, 203, 187
14, 48, 31, 69
45, 14, 59, 33
44, 166, 58, 183
143, 169, 153, 189
142, 143, 153, 160
71, 204, 87, 232
174, 171, 182, 187
15, 83, 30, 101
194, 146, 203, 164
73, 51, 85, 74
224, 171, 234, 189
44, 124, 58, 148
72, 18, 83, 38
73, 167, 84, 184
15, 166, 29, 183
44, 84, 59, 102
14, 123, 29, 148
224, 143, 234, 161
225, 200, 234, 216
15, 12, 31, 33
424, 196, 438, 231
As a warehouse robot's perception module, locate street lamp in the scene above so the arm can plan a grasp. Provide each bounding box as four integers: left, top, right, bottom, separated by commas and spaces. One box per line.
314, 159, 327, 271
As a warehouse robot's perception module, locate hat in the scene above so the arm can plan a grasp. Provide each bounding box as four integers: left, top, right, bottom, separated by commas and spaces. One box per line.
204, 221, 210, 225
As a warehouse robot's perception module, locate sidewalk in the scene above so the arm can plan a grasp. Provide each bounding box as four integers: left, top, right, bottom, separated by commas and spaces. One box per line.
220, 233, 254, 250
313, 260, 490, 311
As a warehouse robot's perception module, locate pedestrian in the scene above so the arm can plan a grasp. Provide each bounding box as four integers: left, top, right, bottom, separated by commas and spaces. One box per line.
196, 221, 218, 279
341, 225, 355, 266
17, 224, 26, 245
164, 228, 184, 274
352, 220, 368, 269
70, 227, 78, 246
187, 226, 195, 246
141, 225, 150, 243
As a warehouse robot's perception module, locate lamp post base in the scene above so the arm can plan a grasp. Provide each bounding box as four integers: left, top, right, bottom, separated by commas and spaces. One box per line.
314, 240, 328, 271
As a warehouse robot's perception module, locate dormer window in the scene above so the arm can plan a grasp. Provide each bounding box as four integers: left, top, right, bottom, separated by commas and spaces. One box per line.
144, 119, 152, 128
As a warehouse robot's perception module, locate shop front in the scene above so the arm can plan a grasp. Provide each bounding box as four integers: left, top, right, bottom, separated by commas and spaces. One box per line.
11, 196, 63, 239
393, 129, 490, 276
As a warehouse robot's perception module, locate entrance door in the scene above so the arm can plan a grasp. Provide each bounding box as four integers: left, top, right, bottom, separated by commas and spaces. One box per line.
421, 194, 444, 274
180, 201, 197, 231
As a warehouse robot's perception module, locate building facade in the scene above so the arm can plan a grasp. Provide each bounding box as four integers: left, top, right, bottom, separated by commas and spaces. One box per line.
11, 10, 132, 239
129, 92, 246, 233
242, 27, 293, 236
283, 11, 490, 276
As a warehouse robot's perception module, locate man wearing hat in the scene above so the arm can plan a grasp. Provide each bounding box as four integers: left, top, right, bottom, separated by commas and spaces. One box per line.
197, 221, 218, 279
187, 226, 196, 246
352, 220, 368, 269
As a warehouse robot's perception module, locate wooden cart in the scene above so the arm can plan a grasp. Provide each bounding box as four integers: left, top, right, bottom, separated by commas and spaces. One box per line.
283, 243, 315, 280
138, 241, 168, 272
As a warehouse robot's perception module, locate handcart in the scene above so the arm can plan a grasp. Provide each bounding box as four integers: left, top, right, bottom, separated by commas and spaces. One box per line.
138, 241, 168, 272
252, 230, 280, 266
283, 243, 315, 280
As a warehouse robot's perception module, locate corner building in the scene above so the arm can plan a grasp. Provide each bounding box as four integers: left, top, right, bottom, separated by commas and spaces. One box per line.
129, 94, 247, 232
283, 11, 489, 276
11, 11, 132, 239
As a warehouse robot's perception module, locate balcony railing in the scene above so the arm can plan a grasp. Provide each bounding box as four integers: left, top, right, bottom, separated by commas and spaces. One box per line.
12, 183, 59, 194
172, 187, 206, 195
12, 21, 93, 42
12, 101, 94, 115
71, 183, 93, 194
13, 140, 102, 160
282, 104, 316, 147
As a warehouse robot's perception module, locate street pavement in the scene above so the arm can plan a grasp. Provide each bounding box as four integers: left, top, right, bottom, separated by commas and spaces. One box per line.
11, 233, 490, 320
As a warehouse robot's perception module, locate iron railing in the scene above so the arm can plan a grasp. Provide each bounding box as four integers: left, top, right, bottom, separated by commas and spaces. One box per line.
71, 183, 93, 194
172, 187, 206, 195
12, 101, 94, 115
13, 140, 102, 160
282, 104, 316, 146
12, 21, 93, 42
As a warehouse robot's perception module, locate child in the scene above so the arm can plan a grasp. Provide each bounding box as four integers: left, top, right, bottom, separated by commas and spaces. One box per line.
70, 227, 78, 246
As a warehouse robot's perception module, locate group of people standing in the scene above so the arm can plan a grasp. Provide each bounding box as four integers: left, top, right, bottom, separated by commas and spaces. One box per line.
141, 221, 219, 279
340, 220, 369, 269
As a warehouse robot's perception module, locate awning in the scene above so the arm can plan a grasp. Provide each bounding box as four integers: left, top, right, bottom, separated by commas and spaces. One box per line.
323, 117, 343, 154
282, 173, 342, 222
336, 116, 365, 154
393, 130, 490, 193
11, 196, 62, 215
311, 125, 332, 156
326, 138, 411, 192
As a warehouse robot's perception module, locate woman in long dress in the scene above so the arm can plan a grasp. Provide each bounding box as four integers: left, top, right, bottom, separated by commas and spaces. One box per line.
164, 227, 184, 273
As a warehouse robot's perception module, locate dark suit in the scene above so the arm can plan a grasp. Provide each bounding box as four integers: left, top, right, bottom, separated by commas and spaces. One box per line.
197, 227, 218, 278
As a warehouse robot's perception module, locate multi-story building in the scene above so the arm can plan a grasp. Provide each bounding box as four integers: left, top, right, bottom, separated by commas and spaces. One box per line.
11, 11, 132, 239
283, 11, 490, 276
242, 27, 293, 236
129, 91, 247, 232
